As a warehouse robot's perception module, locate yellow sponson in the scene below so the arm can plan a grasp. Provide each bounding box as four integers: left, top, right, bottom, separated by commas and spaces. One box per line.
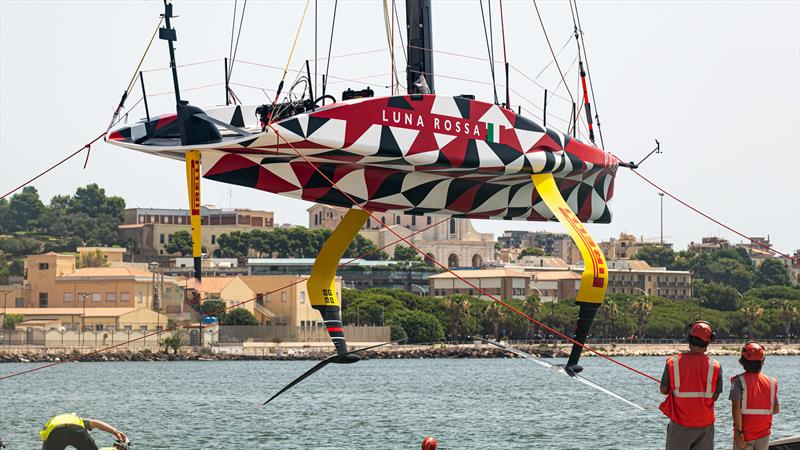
40, 413, 84, 441
185, 150, 202, 258
308, 209, 369, 308
531, 173, 608, 304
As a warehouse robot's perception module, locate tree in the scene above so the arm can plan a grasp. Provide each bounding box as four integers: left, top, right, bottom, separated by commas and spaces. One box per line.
695, 282, 739, 311
395, 310, 443, 343
200, 299, 226, 317
599, 298, 619, 337
631, 299, 653, 339
521, 295, 542, 337
5, 186, 45, 232
76, 249, 109, 268
216, 231, 251, 260
635, 245, 676, 268
165, 230, 194, 256
756, 259, 790, 287
3, 314, 23, 330
483, 302, 503, 339
221, 308, 259, 325
777, 301, 799, 344
695, 258, 755, 293
518, 247, 546, 259
163, 332, 186, 354
741, 301, 764, 340
393, 245, 421, 262
443, 295, 471, 340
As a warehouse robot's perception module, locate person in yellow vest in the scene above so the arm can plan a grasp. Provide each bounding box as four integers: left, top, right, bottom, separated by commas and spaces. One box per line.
659, 320, 723, 450
40, 413, 126, 450
730, 342, 780, 450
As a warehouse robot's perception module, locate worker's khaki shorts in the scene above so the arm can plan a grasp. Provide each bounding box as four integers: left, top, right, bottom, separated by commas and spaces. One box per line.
666, 421, 714, 450
735, 436, 769, 450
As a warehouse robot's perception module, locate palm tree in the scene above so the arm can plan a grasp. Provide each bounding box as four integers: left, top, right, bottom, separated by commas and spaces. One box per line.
599, 298, 619, 338
522, 295, 542, 338
778, 301, 799, 344
741, 301, 764, 340
483, 302, 502, 340
443, 296, 470, 340
631, 298, 653, 339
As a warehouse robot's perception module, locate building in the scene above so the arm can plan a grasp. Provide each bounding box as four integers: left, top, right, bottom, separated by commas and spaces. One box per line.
529, 271, 581, 303
308, 204, 495, 268
497, 231, 581, 265
247, 258, 438, 293
0, 307, 168, 332
429, 268, 531, 301
185, 276, 257, 318
599, 233, 672, 260
119, 206, 274, 257
240, 275, 332, 328
688, 236, 732, 254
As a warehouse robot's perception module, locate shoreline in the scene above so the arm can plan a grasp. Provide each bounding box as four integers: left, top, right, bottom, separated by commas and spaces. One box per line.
2, 343, 799, 363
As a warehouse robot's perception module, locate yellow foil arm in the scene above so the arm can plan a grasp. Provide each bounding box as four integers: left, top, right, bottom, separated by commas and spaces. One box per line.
531, 173, 608, 303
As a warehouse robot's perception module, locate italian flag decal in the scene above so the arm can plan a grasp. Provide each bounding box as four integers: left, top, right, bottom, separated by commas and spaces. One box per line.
486, 123, 502, 143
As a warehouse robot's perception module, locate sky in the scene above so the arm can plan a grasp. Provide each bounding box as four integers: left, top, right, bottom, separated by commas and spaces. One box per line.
1, 1, 798, 253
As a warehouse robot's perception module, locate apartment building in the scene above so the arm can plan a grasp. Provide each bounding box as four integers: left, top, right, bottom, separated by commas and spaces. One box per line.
429, 268, 531, 301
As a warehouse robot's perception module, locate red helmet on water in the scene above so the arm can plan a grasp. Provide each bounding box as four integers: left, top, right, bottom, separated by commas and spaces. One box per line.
422, 436, 438, 450
741, 341, 765, 361
689, 321, 715, 343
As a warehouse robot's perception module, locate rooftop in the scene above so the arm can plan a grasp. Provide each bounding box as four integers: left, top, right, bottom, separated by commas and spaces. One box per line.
185, 276, 240, 293
247, 258, 394, 267
429, 268, 530, 279
1, 307, 142, 317
59, 266, 153, 279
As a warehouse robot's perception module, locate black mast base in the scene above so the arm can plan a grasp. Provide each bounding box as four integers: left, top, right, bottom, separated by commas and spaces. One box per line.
565, 302, 601, 373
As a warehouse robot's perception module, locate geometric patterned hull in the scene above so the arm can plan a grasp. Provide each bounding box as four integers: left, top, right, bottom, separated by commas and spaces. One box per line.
110, 94, 620, 223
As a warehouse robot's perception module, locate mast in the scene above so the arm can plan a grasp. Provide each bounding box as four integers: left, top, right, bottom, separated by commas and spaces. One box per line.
406, 0, 434, 94
159, 0, 188, 147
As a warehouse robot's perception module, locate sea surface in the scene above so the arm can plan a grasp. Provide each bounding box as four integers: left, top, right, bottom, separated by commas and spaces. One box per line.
0, 356, 797, 449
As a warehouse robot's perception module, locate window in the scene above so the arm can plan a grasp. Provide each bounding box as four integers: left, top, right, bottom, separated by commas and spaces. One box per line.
300, 291, 306, 304
211, 235, 216, 245
160, 234, 165, 244
95, 324, 104, 331
124, 325, 132, 332
38, 263, 49, 270
449, 218, 456, 235
136, 292, 143, 304
156, 326, 163, 333
15, 298, 24, 307
140, 325, 148, 332
38, 292, 48, 307
381, 216, 386, 224
92, 293, 101, 302
265, 293, 271, 304
120, 292, 131, 302
106, 292, 116, 301
64, 293, 74, 303
168, 234, 173, 243
281, 292, 287, 303
427, 216, 432, 225
256, 293, 263, 305
395, 216, 400, 225
366, 218, 371, 228
412, 215, 416, 226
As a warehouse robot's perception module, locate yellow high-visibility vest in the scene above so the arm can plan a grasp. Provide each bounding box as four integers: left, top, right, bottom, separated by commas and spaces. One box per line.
40, 413, 85, 441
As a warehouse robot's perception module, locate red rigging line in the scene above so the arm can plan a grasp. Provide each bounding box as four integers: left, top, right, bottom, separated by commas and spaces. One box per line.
0, 217, 450, 382
268, 123, 660, 384
499, 0, 510, 109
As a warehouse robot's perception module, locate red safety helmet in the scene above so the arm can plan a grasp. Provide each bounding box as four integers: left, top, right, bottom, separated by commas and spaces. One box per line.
741, 341, 766, 361
689, 320, 715, 343
421, 436, 438, 450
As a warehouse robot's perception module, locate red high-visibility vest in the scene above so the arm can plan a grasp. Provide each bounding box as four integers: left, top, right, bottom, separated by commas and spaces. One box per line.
735, 372, 777, 441
659, 353, 720, 427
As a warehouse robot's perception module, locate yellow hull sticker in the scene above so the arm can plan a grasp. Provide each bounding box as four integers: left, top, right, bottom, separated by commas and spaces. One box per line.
308, 208, 369, 307
531, 173, 608, 304
185, 150, 202, 258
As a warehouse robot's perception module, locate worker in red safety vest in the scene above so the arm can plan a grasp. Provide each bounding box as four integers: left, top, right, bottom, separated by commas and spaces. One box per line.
729, 341, 780, 450
659, 320, 723, 450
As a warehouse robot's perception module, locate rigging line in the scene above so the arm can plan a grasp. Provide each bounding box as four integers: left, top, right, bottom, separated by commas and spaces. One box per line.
269, 124, 660, 384
573, 0, 605, 150
279, 0, 312, 87
549, 54, 578, 101
408, 44, 500, 64
0, 132, 104, 200
323, 0, 337, 99
228, 0, 238, 66
533, 33, 573, 82
499, 0, 510, 107
0, 217, 450, 382
227, 0, 248, 82
532, 0, 575, 105
140, 58, 223, 73
382, 0, 399, 94
479, 0, 499, 104
488, 0, 497, 98
628, 168, 798, 262
508, 64, 571, 103
391, 0, 407, 64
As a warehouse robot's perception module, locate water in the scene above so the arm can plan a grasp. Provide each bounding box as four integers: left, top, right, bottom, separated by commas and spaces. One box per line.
0, 356, 797, 449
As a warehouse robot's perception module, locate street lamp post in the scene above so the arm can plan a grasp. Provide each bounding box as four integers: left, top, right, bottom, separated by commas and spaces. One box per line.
659, 192, 665, 245
633, 287, 648, 297
149, 262, 161, 343
78, 293, 89, 347
1, 290, 13, 345
410, 284, 428, 296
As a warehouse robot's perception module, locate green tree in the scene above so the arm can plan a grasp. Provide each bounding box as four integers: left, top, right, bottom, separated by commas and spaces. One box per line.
221, 308, 259, 325
443, 295, 471, 340
635, 245, 676, 268
165, 230, 194, 256
518, 247, 545, 259
3, 314, 23, 330
741, 301, 764, 340
483, 302, 503, 339
6, 186, 45, 232
393, 245, 421, 262
777, 301, 799, 344
695, 258, 755, 293
631, 298, 653, 339
216, 231, 251, 260
76, 249, 109, 268
755, 259, 789, 287
599, 298, 619, 337
163, 332, 186, 354
521, 295, 542, 337
695, 282, 739, 311
395, 310, 443, 343
200, 299, 227, 317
